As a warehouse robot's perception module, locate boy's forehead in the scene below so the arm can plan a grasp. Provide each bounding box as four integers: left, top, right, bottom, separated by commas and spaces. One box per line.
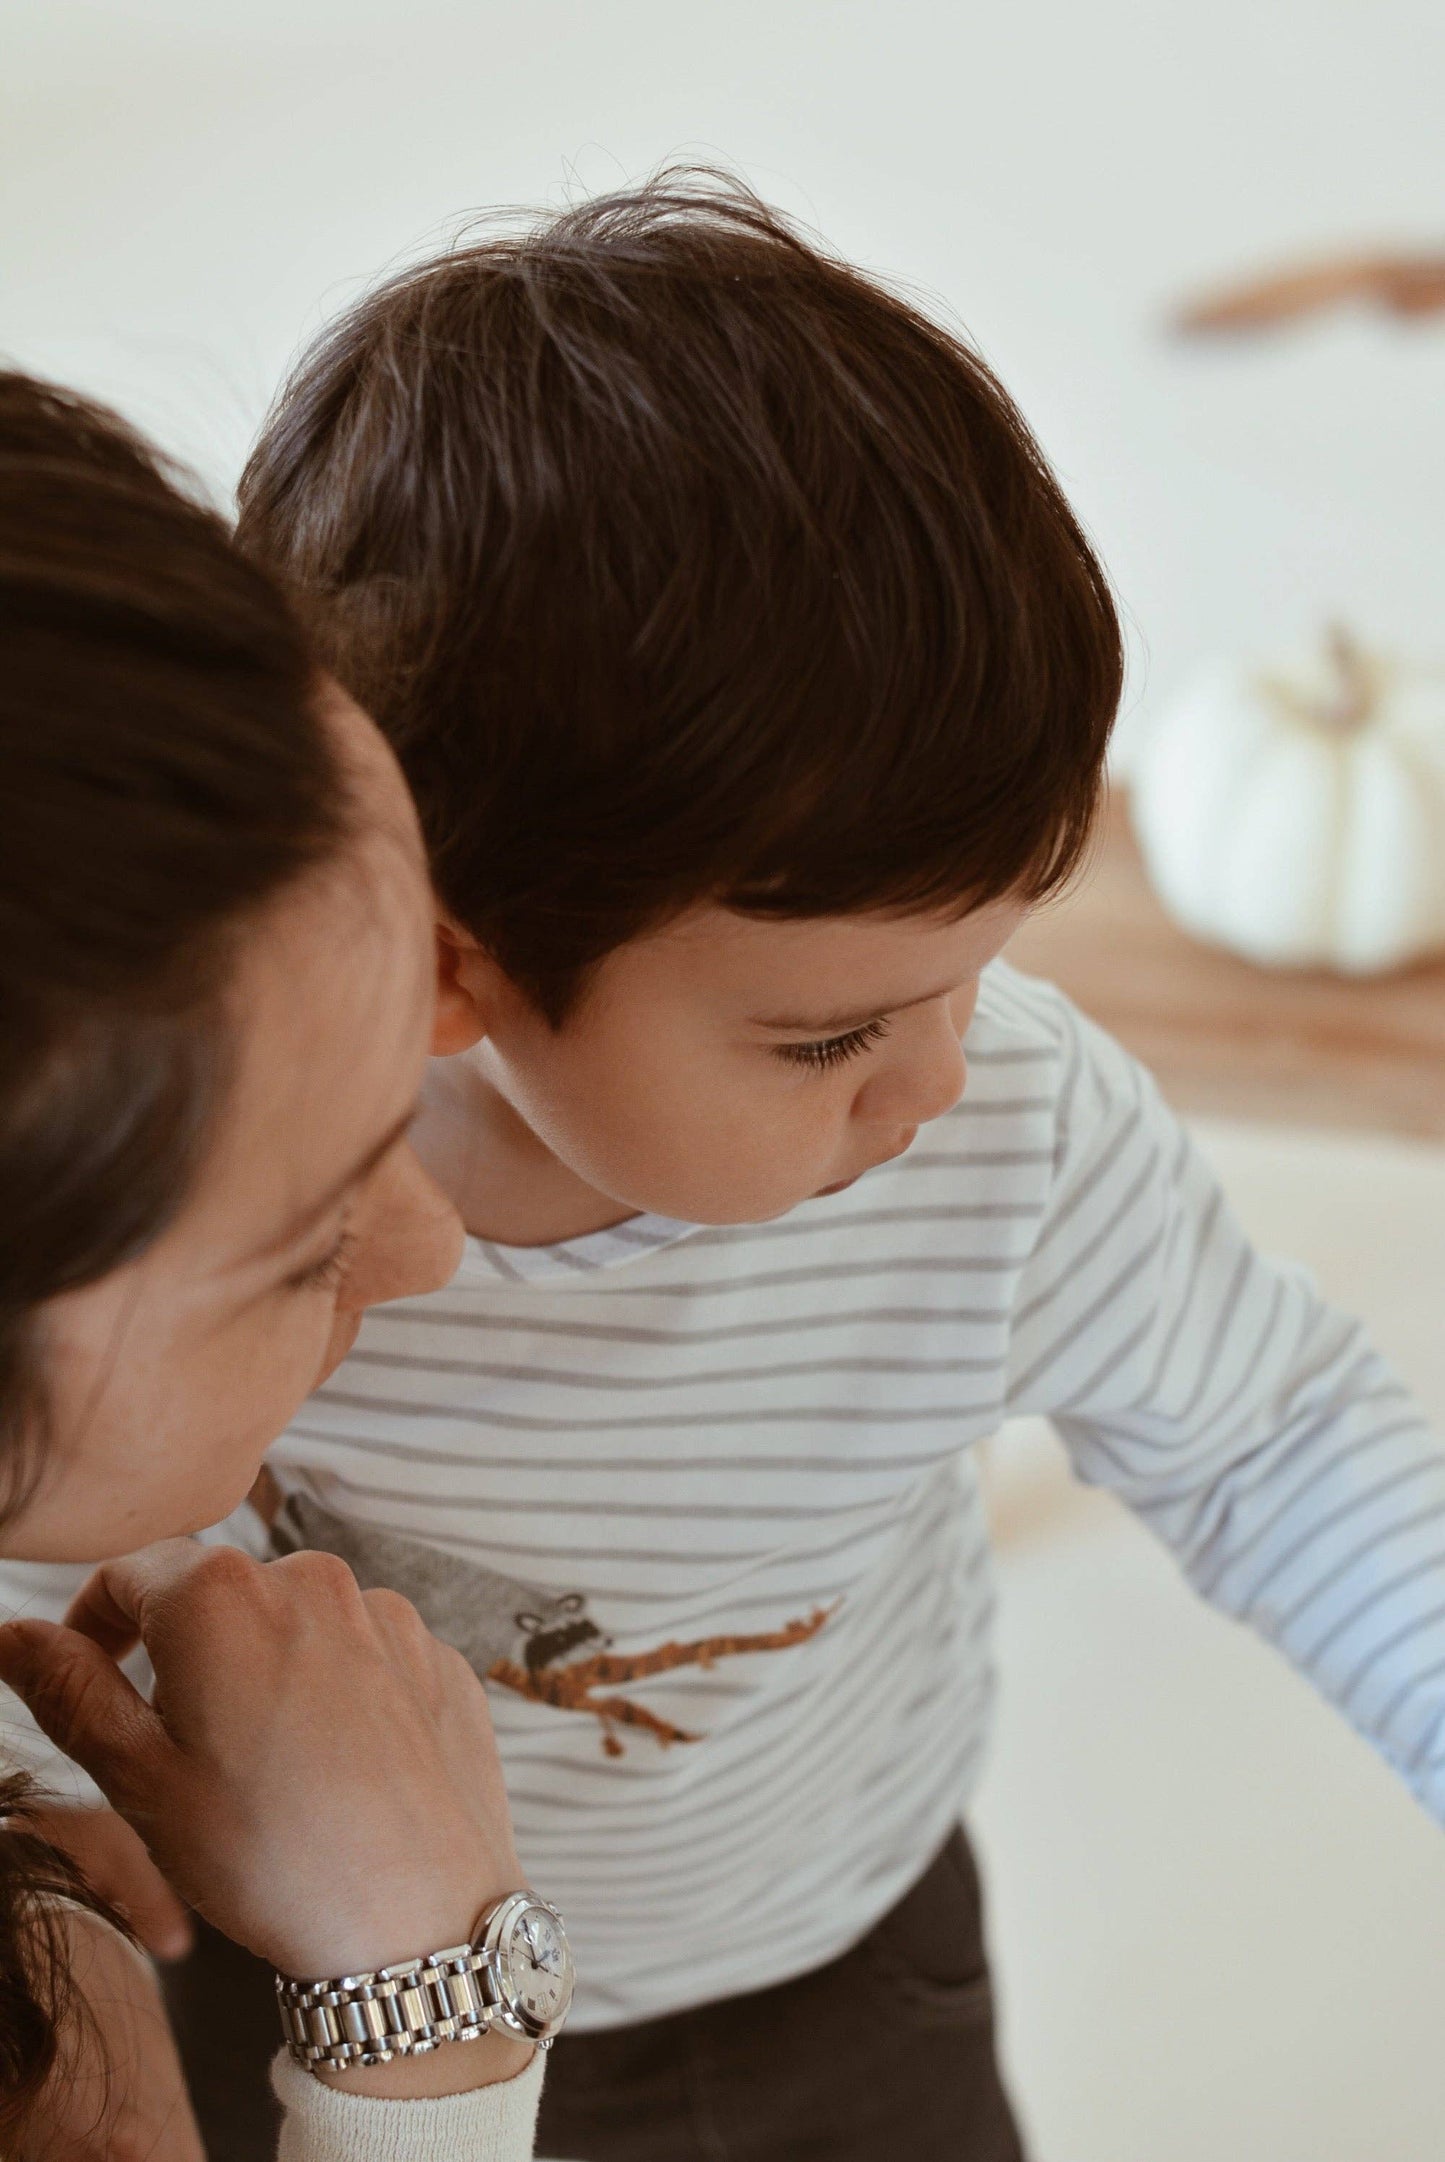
621, 900, 1025, 1016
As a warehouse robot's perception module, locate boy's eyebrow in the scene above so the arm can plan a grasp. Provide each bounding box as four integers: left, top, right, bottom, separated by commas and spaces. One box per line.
754, 982, 962, 1035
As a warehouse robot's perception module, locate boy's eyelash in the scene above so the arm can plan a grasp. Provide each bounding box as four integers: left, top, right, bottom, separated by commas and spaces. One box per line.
774, 1017, 892, 1072
285, 1225, 358, 1295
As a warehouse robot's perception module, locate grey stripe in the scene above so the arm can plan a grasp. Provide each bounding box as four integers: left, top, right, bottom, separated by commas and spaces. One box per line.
1173, 1268, 1291, 1442
544, 1242, 608, 1273
1081, 1364, 1405, 1502
1170, 1217, 1248, 1426
1338, 1596, 1445, 1711
344, 1348, 1001, 1390
1305, 1553, 1445, 1675
371, 1300, 1013, 1343
264, 1499, 870, 1617
684, 1200, 1048, 1249
1164, 1118, 1192, 1188
463, 1253, 1034, 1295
941, 1095, 1054, 1118
1190, 1399, 1421, 1596
1011, 1133, 1157, 1333
1372, 1653, 1445, 1745
1046, 1017, 1088, 1172
1031, 1083, 1150, 1271
314, 1386, 999, 1431
1404, 1688, 1445, 1778
1164, 1348, 1398, 1502
315, 1476, 911, 1525
1130, 1257, 1281, 1429
1278, 1501, 1445, 1640
893, 1147, 1052, 1173
1049, 1299, 1158, 1416
959, 1045, 1054, 1067
475, 1240, 526, 1283
1009, 1203, 1166, 1403
1243, 1454, 1445, 1613
1125, 1180, 1260, 1417
285, 1422, 985, 1484
977, 967, 1067, 1039
287, 1507, 911, 1577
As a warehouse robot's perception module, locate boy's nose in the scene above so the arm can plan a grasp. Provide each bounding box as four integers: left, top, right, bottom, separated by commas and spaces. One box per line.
860, 1036, 968, 1130
337, 1144, 465, 1317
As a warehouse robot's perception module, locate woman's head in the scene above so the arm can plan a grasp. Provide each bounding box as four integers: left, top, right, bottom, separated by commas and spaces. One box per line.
0, 375, 460, 1563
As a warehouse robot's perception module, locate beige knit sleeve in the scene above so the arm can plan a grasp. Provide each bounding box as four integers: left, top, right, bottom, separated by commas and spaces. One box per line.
271, 2048, 545, 2162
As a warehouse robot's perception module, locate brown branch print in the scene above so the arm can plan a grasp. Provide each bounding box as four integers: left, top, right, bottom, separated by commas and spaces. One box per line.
489, 1604, 836, 1757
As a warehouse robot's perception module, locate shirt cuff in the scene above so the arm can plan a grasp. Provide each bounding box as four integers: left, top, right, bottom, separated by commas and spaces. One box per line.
272, 2045, 545, 2162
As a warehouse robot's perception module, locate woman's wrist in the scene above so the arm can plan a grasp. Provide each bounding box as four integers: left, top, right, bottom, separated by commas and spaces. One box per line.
265, 1864, 516, 1982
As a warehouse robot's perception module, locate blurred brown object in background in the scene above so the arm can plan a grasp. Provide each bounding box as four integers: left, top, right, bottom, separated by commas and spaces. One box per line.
1174, 249, 1445, 334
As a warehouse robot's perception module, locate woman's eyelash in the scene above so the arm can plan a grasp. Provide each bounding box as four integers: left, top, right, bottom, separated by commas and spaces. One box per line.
775, 1017, 892, 1072
285, 1225, 358, 1294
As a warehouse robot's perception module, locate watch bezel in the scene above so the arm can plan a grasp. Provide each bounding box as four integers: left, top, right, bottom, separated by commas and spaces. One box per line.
478, 1891, 574, 2043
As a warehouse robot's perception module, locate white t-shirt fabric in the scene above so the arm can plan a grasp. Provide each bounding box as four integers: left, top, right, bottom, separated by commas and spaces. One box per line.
6, 964, 1444, 2031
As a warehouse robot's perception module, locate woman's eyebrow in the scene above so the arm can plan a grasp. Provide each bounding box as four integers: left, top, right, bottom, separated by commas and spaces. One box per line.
252, 1105, 418, 1262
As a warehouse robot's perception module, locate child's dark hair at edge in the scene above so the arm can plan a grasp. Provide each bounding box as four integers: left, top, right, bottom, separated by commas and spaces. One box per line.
238, 170, 1123, 1021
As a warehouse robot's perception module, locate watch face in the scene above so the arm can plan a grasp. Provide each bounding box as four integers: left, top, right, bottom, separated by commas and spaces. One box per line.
499, 1901, 574, 2032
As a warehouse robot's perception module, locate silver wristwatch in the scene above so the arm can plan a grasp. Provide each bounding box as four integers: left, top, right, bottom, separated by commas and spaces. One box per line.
275, 1891, 575, 2073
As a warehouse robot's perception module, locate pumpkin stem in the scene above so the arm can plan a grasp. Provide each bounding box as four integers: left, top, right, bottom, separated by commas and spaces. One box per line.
1322, 621, 1375, 730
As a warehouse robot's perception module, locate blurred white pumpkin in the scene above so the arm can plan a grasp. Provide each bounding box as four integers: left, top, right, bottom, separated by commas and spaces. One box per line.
1129, 629, 1445, 974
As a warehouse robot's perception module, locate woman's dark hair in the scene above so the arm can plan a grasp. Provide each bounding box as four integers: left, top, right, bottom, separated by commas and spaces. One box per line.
239, 168, 1122, 1023
0, 1773, 130, 2130
0, 371, 348, 2126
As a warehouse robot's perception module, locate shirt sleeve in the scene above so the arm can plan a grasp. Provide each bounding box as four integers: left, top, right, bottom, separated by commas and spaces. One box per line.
272, 2048, 545, 2162
1004, 991, 1445, 1823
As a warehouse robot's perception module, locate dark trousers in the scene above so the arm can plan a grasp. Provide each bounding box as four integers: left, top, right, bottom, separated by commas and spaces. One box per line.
164, 1826, 1026, 2162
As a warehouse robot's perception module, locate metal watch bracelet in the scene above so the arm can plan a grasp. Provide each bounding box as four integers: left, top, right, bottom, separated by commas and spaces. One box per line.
275, 1891, 574, 2074
276, 1938, 499, 2072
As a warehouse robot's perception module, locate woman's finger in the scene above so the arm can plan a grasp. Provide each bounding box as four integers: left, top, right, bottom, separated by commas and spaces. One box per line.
0, 1619, 170, 1817
60, 1537, 216, 1659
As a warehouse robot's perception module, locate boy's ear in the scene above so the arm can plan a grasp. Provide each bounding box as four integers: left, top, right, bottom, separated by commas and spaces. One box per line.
432, 911, 503, 1056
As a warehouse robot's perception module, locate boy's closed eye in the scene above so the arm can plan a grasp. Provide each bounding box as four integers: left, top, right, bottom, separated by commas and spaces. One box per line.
773, 1018, 892, 1073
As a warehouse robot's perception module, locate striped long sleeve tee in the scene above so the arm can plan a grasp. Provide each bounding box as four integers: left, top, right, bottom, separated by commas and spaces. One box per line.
4, 963, 1444, 2028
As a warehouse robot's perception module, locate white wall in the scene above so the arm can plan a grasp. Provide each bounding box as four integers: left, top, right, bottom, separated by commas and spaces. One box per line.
6, 0, 1445, 743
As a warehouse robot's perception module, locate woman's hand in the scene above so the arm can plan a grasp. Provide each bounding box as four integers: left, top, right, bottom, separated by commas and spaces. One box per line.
0, 1540, 534, 2096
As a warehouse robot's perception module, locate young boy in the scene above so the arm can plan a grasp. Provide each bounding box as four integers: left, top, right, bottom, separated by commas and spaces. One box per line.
12, 177, 1445, 2158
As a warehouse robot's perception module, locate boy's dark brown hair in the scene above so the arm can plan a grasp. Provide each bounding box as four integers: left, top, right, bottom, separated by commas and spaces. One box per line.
239, 170, 1122, 1022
